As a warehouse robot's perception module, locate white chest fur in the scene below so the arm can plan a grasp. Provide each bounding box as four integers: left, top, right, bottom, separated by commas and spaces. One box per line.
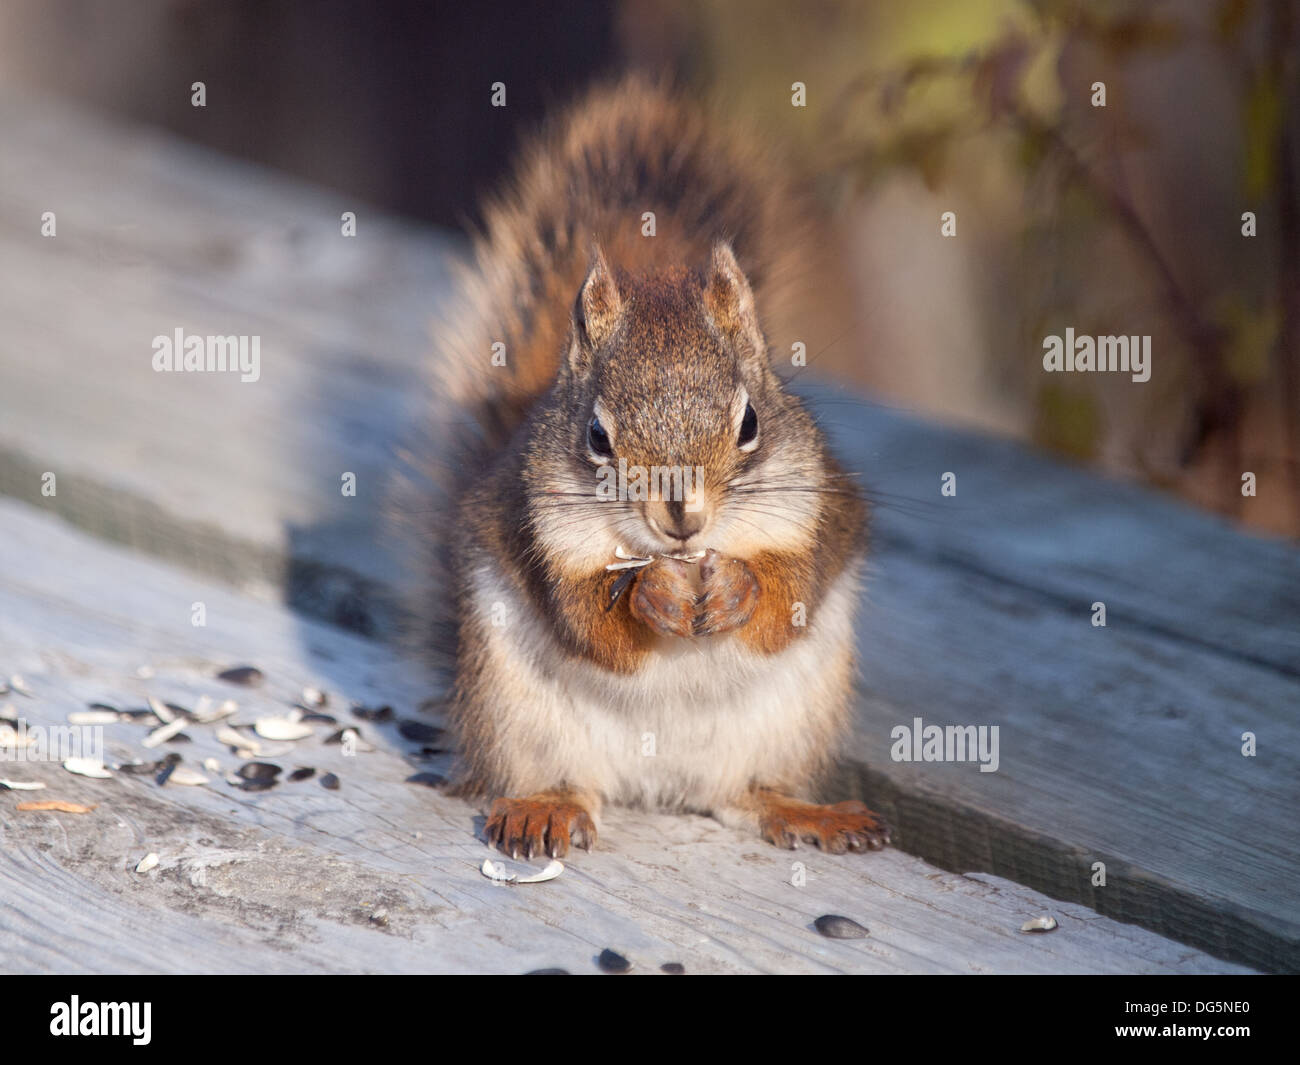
467, 562, 861, 811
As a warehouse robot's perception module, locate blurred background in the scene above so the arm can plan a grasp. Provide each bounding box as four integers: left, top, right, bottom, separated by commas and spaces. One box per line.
0, 0, 1295, 537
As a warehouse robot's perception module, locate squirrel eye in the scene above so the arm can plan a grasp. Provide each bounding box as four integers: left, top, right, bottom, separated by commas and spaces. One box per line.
587, 415, 614, 459
737, 401, 759, 450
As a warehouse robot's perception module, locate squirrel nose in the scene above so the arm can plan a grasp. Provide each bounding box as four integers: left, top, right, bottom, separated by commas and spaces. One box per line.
646, 498, 708, 542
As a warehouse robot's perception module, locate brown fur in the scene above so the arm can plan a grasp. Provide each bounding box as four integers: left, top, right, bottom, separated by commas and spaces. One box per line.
397, 77, 885, 857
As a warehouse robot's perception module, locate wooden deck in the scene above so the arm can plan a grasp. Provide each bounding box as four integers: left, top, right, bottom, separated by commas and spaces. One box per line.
0, 92, 1295, 973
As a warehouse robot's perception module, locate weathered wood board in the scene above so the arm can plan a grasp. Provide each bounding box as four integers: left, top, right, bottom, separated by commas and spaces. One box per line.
0, 92, 1297, 971
0, 499, 1251, 974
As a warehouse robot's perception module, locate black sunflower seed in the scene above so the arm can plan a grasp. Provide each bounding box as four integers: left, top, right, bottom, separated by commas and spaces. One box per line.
350, 704, 393, 722
398, 720, 443, 744
154, 752, 182, 786
288, 767, 316, 781
525, 968, 569, 975
88, 702, 119, 713
320, 773, 340, 790
814, 914, 869, 940
405, 772, 445, 788
299, 712, 337, 725
660, 962, 686, 974
117, 760, 162, 775
236, 762, 282, 781
597, 949, 631, 974
238, 779, 277, 792
216, 666, 264, 687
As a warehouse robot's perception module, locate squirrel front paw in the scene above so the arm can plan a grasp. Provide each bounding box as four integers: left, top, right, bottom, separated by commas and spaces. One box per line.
695, 548, 759, 636
486, 794, 597, 859
629, 556, 697, 637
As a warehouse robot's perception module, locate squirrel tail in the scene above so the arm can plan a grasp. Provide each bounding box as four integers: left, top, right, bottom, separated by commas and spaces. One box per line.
432, 74, 841, 453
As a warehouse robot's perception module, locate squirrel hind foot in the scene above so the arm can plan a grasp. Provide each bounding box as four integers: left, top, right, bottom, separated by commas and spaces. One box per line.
748, 791, 891, 855
485, 792, 598, 859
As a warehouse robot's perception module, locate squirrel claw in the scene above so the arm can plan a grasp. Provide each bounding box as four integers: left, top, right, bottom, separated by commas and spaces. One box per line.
486, 795, 597, 859
756, 793, 890, 854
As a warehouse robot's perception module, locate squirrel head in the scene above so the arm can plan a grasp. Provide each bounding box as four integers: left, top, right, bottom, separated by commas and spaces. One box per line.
534, 241, 826, 561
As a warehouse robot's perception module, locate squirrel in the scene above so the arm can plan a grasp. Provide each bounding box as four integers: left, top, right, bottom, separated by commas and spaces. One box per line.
408, 77, 889, 859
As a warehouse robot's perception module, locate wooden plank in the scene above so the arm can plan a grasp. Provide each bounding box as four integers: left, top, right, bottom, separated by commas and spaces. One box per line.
0, 499, 1246, 974
1, 92, 1297, 971
0, 91, 458, 635
813, 384, 1300, 677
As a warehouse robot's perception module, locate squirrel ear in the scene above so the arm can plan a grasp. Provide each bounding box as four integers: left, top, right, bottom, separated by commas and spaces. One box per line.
703, 242, 764, 361
574, 244, 623, 353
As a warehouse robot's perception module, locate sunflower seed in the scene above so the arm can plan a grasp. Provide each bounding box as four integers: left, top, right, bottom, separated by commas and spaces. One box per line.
0, 779, 46, 791
64, 757, 112, 779
525, 968, 569, 975
350, 704, 393, 722
154, 753, 181, 786
238, 779, 277, 792
167, 767, 209, 786
660, 962, 686, 974
253, 717, 314, 741
116, 760, 161, 776
142, 717, 188, 748
405, 772, 445, 788
87, 702, 119, 714
217, 666, 264, 687
481, 859, 514, 883
1020, 915, 1058, 933
135, 853, 159, 873
299, 711, 337, 725
517, 860, 564, 884
398, 720, 443, 744
324, 727, 371, 751
301, 687, 328, 708
216, 726, 260, 753
597, 949, 631, 974
814, 914, 869, 940
236, 762, 282, 782
68, 710, 120, 725
147, 696, 175, 723
288, 767, 315, 781
320, 772, 340, 790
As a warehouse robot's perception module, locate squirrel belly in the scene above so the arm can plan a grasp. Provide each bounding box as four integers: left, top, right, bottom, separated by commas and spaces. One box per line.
408, 77, 888, 855
454, 537, 863, 811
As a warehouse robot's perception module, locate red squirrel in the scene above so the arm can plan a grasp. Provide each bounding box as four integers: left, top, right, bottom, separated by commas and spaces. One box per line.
410, 78, 889, 858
